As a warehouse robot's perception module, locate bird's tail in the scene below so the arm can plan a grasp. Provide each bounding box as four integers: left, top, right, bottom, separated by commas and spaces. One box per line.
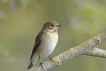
27, 54, 39, 70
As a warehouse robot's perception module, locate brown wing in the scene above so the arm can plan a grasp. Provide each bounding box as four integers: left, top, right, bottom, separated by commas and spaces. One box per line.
30, 31, 44, 60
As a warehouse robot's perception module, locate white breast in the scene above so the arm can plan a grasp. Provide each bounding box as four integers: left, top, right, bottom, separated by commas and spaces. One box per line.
36, 32, 58, 57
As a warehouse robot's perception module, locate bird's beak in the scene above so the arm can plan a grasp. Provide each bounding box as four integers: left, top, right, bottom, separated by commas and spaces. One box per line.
57, 24, 62, 27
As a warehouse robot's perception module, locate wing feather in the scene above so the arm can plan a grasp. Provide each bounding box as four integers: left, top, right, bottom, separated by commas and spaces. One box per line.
30, 31, 44, 60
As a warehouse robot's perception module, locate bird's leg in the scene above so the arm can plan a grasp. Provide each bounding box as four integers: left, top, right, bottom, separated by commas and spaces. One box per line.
39, 56, 43, 68
48, 56, 53, 61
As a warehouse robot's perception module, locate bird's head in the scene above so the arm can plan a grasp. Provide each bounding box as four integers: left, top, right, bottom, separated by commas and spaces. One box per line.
42, 20, 61, 33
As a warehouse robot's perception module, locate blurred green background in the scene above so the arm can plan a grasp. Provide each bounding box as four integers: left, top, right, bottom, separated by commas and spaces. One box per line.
0, 0, 106, 71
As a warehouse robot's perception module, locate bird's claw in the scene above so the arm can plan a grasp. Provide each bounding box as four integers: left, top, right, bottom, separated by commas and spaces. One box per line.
39, 62, 43, 67
48, 56, 53, 61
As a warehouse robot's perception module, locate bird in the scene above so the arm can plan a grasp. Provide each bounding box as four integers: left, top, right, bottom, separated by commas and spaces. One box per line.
27, 20, 61, 70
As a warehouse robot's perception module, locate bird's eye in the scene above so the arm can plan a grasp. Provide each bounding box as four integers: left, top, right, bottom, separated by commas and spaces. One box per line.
51, 24, 54, 27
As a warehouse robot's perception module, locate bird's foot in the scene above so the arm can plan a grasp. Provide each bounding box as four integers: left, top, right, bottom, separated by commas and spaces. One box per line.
39, 62, 43, 68
48, 56, 53, 61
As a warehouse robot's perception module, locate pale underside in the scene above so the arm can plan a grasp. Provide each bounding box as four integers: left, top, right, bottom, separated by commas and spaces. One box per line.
35, 32, 58, 57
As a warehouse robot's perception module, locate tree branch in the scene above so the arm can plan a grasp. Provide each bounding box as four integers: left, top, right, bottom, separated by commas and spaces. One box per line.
83, 47, 106, 57
27, 29, 106, 71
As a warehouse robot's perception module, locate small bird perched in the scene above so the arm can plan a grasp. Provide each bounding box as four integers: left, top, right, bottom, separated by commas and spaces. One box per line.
27, 20, 61, 70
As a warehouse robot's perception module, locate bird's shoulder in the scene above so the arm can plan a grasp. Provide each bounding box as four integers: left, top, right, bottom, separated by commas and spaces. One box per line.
35, 31, 44, 43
